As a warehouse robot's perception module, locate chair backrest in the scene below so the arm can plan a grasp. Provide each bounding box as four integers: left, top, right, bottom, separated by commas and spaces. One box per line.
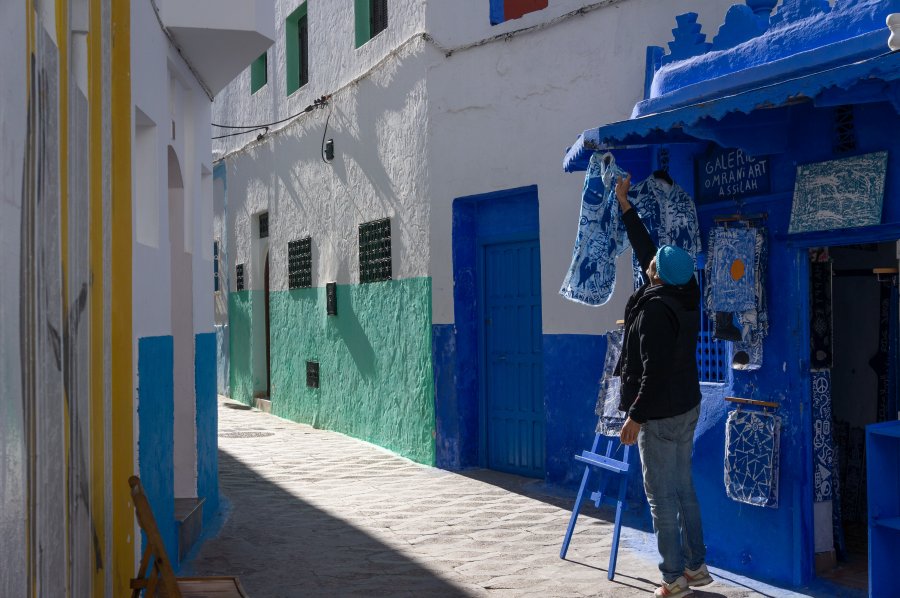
128, 476, 182, 598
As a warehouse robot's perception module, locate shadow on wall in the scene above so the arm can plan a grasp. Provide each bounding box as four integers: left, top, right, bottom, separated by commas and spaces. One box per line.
329, 288, 376, 380
184, 450, 469, 596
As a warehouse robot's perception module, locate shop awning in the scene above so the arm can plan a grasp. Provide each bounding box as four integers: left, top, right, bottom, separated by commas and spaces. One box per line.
564, 50, 900, 172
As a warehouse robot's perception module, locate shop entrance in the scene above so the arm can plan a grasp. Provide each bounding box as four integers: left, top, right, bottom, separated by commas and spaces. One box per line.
811, 242, 899, 590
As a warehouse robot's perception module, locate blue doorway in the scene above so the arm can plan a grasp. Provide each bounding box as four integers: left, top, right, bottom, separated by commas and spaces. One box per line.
480, 238, 545, 477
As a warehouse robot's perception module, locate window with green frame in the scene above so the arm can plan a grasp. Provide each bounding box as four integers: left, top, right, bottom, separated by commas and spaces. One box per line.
354, 0, 387, 48
250, 52, 267, 94
286, 3, 309, 96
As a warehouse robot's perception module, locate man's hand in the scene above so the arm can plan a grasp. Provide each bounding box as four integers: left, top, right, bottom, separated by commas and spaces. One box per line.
615, 174, 632, 213
619, 417, 641, 445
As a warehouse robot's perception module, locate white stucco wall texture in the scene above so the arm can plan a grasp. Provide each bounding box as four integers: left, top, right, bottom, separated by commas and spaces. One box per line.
213, 0, 736, 336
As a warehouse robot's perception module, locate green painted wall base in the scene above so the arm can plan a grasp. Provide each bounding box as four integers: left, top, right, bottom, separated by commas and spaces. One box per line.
228, 278, 435, 465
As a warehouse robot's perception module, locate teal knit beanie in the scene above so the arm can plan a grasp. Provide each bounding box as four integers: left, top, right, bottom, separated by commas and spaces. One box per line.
655, 245, 694, 286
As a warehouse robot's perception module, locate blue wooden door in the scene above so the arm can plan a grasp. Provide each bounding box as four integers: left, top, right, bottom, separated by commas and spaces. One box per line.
481, 239, 545, 477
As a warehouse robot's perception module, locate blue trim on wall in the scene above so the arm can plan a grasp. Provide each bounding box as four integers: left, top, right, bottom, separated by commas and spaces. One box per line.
138, 335, 177, 566
489, 0, 504, 25
195, 332, 219, 528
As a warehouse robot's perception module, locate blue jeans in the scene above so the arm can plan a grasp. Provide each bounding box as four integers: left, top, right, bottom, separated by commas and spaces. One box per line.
638, 404, 706, 583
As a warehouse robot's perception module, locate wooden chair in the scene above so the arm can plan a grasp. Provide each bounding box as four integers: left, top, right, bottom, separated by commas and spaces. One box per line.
128, 476, 248, 597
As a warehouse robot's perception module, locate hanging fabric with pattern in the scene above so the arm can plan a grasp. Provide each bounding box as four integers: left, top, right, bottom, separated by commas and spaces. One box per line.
724, 409, 781, 508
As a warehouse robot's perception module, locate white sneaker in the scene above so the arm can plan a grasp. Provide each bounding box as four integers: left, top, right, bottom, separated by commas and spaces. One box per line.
683, 563, 714, 587
654, 576, 693, 598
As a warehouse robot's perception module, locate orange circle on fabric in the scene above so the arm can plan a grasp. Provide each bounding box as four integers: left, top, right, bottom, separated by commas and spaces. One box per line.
730, 259, 745, 281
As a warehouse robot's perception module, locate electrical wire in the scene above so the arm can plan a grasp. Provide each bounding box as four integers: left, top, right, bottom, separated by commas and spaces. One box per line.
211, 126, 269, 140
212, 96, 331, 132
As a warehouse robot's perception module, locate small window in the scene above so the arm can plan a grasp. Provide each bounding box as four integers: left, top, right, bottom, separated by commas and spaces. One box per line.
288, 237, 312, 289
306, 361, 320, 388
359, 218, 391, 283
258, 212, 269, 239
695, 265, 730, 383
250, 52, 267, 94
213, 241, 220, 292
286, 3, 309, 95
236, 263, 246, 291
489, 0, 548, 26
354, 0, 387, 48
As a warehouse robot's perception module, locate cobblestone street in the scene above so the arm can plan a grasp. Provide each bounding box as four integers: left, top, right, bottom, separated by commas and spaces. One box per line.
184, 400, 834, 597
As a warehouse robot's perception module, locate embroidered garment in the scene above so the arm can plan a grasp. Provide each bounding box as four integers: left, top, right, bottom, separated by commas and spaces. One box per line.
809, 260, 834, 369
561, 152, 701, 305
724, 409, 781, 508
595, 328, 625, 436
559, 152, 628, 306
710, 227, 756, 312
812, 370, 835, 503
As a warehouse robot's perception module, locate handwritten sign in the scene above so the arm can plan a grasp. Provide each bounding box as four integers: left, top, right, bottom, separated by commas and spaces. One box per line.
695, 147, 770, 204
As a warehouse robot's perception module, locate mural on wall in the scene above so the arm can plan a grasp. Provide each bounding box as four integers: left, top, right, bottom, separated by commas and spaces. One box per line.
789, 151, 888, 234
724, 409, 781, 508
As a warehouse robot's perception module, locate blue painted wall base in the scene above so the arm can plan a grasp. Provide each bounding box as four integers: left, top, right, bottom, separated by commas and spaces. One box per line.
195, 332, 219, 529
138, 335, 177, 567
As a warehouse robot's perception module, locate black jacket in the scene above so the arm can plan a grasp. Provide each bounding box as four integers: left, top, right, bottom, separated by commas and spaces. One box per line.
614, 208, 701, 424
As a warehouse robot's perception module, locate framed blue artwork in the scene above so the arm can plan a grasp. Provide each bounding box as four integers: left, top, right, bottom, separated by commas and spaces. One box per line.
789, 151, 888, 234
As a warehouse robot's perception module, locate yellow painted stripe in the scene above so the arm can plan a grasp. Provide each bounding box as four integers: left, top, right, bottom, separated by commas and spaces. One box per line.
110, 0, 134, 594
88, 0, 106, 594
25, 2, 35, 596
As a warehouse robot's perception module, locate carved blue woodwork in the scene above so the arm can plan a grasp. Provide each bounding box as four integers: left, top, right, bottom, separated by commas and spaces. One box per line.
712, 4, 768, 52
661, 13, 711, 66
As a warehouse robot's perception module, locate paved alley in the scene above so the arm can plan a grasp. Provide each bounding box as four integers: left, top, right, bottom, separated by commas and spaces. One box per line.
185, 400, 838, 597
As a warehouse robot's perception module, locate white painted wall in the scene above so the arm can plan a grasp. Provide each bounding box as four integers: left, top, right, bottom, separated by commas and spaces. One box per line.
214, 0, 431, 295
0, 0, 28, 594
426, 0, 735, 335
132, 0, 218, 498
213, 0, 736, 338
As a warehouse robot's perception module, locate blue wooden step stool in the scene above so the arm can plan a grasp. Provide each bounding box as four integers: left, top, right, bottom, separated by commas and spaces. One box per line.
560, 433, 633, 580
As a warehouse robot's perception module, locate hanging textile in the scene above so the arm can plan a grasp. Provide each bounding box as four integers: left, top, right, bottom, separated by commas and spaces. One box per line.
629, 175, 702, 290
705, 225, 769, 369
559, 152, 628, 306
560, 152, 702, 305
873, 278, 898, 423
812, 370, 835, 502
595, 328, 625, 437
710, 227, 757, 312
724, 409, 781, 508
809, 259, 834, 369
889, 278, 899, 421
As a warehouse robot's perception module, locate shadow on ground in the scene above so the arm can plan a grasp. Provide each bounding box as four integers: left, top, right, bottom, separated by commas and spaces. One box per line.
184, 451, 469, 597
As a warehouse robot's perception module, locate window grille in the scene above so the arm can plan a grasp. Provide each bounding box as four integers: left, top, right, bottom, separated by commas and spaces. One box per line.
833, 105, 857, 155
359, 218, 392, 283
288, 237, 312, 289
236, 263, 246, 291
696, 265, 730, 383
306, 361, 320, 388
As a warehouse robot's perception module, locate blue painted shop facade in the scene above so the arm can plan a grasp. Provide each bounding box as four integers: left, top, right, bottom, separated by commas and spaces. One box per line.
435, 0, 900, 591
559, 0, 900, 589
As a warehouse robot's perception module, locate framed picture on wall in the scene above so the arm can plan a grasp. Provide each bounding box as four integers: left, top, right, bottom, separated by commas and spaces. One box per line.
789, 151, 889, 234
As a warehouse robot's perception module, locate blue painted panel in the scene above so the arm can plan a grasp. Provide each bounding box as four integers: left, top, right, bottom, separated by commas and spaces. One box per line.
195, 332, 219, 528
138, 336, 177, 567
489, 0, 504, 25
482, 240, 545, 477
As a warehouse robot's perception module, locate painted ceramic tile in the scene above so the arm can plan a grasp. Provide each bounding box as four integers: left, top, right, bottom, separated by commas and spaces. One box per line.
711, 227, 757, 312
788, 151, 888, 234
812, 370, 835, 502
724, 410, 781, 508
596, 328, 625, 437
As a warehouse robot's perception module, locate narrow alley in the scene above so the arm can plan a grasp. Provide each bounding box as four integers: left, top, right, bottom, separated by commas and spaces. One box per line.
184, 400, 822, 597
